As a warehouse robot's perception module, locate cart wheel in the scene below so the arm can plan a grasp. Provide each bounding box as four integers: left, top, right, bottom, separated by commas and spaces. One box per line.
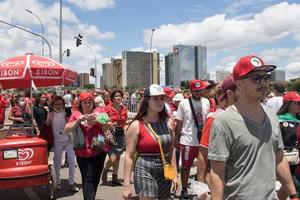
47, 164, 57, 200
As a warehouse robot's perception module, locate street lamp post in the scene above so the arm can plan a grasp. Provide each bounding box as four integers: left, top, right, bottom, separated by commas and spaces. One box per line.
149, 28, 155, 84
26, 9, 44, 56
0, 19, 52, 58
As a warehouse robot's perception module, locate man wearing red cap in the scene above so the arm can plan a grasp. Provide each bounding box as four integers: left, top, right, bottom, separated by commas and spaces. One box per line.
208, 55, 298, 200
175, 79, 210, 199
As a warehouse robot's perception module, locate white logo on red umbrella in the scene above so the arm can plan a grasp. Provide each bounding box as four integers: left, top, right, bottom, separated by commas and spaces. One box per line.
0, 61, 24, 67
32, 60, 55, 67
18, 148, 34, 161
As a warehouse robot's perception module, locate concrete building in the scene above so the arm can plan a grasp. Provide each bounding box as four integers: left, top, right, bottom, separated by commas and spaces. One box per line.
76, 73, 89, 88
165, 53, 174, 86
271, 70, 285, 81
166, 45, 208, 87
216, 70, 231, 83
122, 51, 160, 88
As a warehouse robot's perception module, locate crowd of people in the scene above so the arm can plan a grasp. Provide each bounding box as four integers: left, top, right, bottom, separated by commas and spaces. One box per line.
0, 54, 300, 200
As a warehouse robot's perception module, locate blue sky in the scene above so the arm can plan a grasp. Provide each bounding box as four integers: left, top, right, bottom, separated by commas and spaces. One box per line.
0, 0, 300, 87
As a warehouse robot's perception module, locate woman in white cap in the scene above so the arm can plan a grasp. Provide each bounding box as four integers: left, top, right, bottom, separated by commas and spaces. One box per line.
123, 84, 178, 200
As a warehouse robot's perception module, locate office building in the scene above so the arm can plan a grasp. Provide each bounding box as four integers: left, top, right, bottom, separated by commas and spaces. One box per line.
271, 70, 285, 81
166, 45, 208, 87
76, 73, 89, 88
216, 70, 231, 83
122, 51, 160, 88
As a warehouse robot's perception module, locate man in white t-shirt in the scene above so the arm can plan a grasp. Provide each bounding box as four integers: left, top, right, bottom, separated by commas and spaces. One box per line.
175, 79, 210, 199
63, 90, 72, 116
266, 82, 285, 114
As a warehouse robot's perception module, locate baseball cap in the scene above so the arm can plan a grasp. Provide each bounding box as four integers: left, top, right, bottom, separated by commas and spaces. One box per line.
189, 79, 208, 91
219, 75, 237, 101
163, 87, 174, 98
233, 55, 276, 81
79, 91, 94, 102
172, 93, 184, 102
144, 84, 165, 97
283, 91, 300, 104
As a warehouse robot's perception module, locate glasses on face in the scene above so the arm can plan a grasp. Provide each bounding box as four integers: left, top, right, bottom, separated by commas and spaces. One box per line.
151, 96, 166, 102
240, 73, 271, 84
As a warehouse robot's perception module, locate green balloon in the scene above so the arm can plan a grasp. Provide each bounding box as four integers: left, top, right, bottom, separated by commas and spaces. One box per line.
96, 113, 109, 124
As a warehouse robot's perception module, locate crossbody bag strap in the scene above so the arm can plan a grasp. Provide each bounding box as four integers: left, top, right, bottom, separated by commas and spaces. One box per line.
145, 122, 167, 166
188, 97, 202, 142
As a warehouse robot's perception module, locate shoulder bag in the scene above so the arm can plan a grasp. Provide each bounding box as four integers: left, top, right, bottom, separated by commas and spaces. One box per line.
145, 122, 176, 180
188, 97, 203, 142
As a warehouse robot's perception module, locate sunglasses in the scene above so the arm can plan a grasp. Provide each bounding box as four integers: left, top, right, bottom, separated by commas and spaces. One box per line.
240, 73, 271, 84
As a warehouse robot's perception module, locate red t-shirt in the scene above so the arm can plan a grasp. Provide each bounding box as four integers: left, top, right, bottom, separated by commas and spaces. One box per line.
68, 110, 107, 158
105, 104, 128, 128
200, 109, 223, 148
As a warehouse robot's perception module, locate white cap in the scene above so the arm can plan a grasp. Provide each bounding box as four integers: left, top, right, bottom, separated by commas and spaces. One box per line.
144, 84, 165, 97
172, 93, 184, 102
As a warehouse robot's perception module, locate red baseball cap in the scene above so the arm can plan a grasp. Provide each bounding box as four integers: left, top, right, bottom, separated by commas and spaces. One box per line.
189, 79, 208, 91
79, 91, 94, 102
219, 75, 236, 101
283, 91, 300, 104
163, 87, 174, 98
233, 55, 276, 81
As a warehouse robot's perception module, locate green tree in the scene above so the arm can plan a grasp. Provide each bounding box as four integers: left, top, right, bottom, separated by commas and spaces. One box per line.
84, 84, 95, 90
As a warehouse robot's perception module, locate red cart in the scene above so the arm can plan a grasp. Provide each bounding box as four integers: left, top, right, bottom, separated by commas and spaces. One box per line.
0, 127, 57, 200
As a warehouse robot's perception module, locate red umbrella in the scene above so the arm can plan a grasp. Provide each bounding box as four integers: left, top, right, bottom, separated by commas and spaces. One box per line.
0, 53, 77, 89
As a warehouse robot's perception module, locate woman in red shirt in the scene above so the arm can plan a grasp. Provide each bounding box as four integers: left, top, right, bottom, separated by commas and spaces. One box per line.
102, 89, 128, 186
65, 92, 107, 200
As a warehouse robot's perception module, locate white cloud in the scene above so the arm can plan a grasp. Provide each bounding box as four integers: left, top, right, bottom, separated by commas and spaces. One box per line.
144, 2, 300, 51
285, 62, 300, 80
67, 0, 115, 11
0, 0, 115, 88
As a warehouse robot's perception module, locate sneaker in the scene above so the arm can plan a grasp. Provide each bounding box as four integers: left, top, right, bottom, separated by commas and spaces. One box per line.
69, 184, 79, 192
180, 188, 189, 199
57, 184, 61, 190
64, 162, 69, 168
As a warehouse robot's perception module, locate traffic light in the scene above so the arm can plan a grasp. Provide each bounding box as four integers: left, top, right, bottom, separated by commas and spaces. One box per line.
66, 49, 70, 57
76, 34, 82, 47
90, 68, 95, 77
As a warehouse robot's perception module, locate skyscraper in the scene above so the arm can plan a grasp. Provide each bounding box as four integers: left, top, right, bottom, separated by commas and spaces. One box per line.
122, 51, 160, 88
216, 70, 231, 83
271, 70, 285, 81
166, 45, 208, 87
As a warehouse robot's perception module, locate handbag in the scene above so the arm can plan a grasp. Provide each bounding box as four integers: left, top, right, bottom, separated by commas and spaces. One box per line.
73, 123, 86, 149
284, 148, 299, 165
145, 122, 176, 181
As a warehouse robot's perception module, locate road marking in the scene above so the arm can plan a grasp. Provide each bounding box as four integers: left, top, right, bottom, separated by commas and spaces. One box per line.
23, 187, 41, 200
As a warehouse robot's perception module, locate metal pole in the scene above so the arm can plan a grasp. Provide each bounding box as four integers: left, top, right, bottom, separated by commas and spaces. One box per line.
59, 0, 62, 63
149, 28, 155, 84
74, 36, 97, 89
26, 9, 44, 56
0, 19, 52, 58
